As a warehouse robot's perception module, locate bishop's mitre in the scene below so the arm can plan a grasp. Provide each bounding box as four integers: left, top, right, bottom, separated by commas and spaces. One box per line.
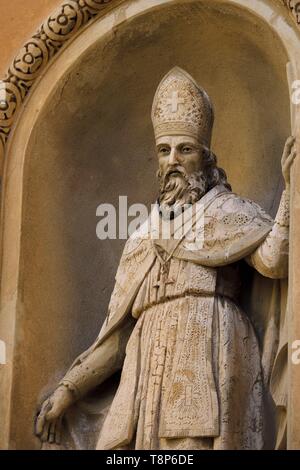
151, 67, 214, 147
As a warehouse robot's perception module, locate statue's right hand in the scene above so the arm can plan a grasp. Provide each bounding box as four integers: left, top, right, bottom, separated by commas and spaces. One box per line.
35, 385, 75, 445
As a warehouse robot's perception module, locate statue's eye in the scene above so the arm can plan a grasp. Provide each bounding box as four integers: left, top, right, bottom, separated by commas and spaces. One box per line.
182, 146, 193, 154
159, 147, 170, 155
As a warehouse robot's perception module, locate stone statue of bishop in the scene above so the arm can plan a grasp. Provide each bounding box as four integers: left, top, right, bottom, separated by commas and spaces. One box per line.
35, 68, 296, 450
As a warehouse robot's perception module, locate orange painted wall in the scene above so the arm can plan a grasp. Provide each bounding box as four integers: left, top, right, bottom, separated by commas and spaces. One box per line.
0, 0, 62, 77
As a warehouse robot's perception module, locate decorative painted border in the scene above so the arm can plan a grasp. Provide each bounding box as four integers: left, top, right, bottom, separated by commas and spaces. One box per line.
0, 0, 298, 169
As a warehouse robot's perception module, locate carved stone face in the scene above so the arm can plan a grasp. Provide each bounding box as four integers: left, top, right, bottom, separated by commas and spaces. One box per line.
156, 134, 207, 213
156, 134, 204, 177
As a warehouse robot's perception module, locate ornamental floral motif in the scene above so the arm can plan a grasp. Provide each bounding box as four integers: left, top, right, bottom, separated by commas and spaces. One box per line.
84, 0, 111, 9
0, 84, 19, 123
283, 0, 300, 23
14, 42, 44, 76
48, 4, 78, 36
0, 89, 13, 122
294, 2, 300, 23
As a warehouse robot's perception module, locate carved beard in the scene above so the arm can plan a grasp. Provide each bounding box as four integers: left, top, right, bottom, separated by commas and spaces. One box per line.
157, 166, 208, 218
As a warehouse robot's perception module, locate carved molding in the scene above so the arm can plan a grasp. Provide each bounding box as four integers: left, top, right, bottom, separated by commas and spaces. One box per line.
0, 0, 116, 167
0, 0, 299, 169
282, 0, 300, 24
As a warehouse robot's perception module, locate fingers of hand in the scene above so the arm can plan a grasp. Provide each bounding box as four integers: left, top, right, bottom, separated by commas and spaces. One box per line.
285, 136, 296, 150
55, 417, 63, 445
283, 148, 297, 174
35, 413, 46, 437
46, 400, 62, 421
282, 136, 296, 162
35, 395, 65, 445
48, 421, 56, 444
40, 420, 51, 442
35, 400, 51, 436
46, 417, 63, 445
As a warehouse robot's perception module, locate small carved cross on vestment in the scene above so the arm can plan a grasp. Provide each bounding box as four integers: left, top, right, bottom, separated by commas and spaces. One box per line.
153, 262, 174, 302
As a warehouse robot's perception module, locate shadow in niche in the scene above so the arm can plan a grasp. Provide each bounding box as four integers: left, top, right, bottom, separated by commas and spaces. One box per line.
239, 261, 278, 450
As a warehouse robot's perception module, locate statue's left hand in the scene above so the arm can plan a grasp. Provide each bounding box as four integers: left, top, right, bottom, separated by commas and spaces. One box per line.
282, 136, 297, 188
35, 385, 75, 445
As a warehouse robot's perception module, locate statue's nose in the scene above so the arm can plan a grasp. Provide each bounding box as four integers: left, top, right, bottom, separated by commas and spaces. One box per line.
169, 148, 179, 165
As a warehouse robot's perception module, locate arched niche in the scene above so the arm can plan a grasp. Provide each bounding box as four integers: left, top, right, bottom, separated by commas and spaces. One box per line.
0, 0, 299, 450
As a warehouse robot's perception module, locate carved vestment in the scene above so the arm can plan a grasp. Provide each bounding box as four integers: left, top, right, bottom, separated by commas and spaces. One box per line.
61, 184, 289, 450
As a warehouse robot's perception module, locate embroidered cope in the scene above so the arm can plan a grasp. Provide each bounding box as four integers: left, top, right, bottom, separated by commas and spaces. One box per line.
60, 185, 289, 450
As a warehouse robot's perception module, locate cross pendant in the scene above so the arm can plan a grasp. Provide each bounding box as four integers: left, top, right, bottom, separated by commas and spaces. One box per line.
153, 264, 174, 301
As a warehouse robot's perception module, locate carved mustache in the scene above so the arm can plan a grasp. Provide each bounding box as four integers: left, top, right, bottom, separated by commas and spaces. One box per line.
162, 166, 187, 184
159, 166, 189, 206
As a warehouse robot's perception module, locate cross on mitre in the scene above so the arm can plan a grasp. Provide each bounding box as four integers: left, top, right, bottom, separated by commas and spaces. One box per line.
167, 91, 185, 113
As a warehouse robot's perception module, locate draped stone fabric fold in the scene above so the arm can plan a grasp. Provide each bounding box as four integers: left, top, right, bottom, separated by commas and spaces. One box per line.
56, 183, 287, 450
